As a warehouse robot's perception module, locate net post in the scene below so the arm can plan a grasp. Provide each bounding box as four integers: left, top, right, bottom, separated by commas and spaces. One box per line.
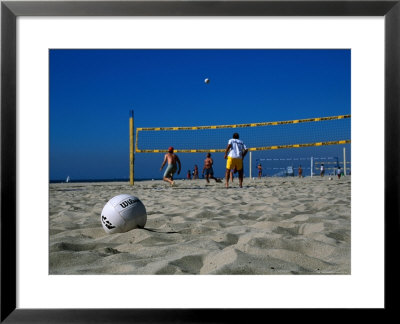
343, 147, 347, 176
249, 151, 252, 179
311, 156, 313, 177
130, 110, 134, 186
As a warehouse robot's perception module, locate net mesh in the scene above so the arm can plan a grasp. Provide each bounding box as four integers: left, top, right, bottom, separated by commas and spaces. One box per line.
136, 115, 350, 153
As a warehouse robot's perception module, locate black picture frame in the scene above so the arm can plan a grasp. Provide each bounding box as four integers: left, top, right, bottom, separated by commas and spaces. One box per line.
1, 0, 399, 322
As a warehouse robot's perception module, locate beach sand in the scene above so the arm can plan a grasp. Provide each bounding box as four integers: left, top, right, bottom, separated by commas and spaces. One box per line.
49, 176, 351, 275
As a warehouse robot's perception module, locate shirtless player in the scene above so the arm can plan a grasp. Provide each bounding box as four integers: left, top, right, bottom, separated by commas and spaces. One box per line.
202, 153, 221, 183
160, 146, 181, 186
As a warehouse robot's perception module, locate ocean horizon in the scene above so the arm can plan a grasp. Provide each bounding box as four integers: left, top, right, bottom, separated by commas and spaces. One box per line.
50, 178, 150, 184
49, 171, 348, 184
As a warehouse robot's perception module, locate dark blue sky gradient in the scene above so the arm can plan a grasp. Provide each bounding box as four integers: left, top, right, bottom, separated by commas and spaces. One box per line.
49, 49, 351, 180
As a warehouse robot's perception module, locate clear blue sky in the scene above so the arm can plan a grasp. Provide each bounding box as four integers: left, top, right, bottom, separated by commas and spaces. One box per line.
49, 49, 351, 181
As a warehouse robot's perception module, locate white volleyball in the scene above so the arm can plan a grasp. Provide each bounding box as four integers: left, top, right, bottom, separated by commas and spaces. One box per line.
204, 78, 210, 84
101, 194, 147, 234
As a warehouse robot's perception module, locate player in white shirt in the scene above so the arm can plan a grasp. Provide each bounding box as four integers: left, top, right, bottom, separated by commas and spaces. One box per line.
320, 163, 325, 177
224, 133, 248, 188
337, 166, 341, 179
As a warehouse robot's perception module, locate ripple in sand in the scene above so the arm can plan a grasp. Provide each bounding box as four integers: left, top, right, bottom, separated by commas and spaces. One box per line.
167, 255, 204, 274
326, 230, 350, 244
212, 232, 239, 249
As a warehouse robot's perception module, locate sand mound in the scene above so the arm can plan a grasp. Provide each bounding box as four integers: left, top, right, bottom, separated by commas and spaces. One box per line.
49, 176, 351, 275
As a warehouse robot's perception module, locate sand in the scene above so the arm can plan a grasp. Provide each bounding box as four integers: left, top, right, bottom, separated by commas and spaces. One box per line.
49, 176, 351, 275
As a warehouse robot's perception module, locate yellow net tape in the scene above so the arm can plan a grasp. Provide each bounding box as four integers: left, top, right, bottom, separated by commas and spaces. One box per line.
136, 140, 351, 153
135, 115, 351, 153
136, 114, 350, 132
136, 115, 350, 153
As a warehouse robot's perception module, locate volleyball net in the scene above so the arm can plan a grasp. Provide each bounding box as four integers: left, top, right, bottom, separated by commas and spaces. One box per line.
256, 156, 351, 177
135, 114, 351, 153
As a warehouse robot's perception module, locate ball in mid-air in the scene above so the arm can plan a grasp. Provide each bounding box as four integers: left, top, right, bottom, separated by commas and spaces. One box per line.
101, 194, 147, 234
204, 78, 210, 84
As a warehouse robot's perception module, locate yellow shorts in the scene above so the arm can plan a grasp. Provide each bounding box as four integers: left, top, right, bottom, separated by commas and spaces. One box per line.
226, 157, 243, 170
